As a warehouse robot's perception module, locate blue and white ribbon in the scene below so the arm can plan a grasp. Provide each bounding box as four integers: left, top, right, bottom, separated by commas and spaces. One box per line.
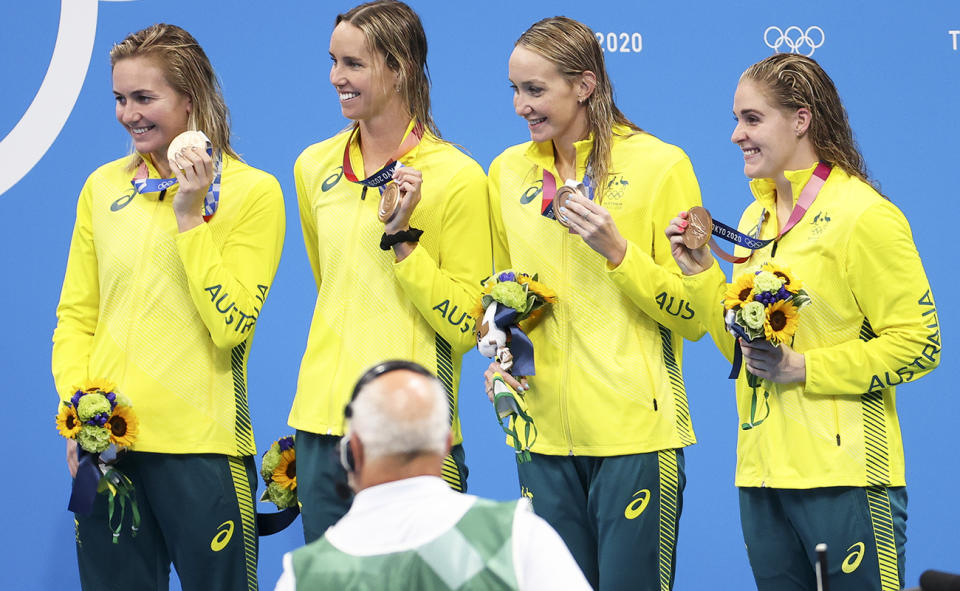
131, 141, 222, 220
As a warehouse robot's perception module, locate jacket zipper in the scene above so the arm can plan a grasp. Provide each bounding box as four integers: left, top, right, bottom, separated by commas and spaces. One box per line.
558, 172, 574, 455
833, 396, 841, 446
328, 186, 364, 433
122, 190, 167, 388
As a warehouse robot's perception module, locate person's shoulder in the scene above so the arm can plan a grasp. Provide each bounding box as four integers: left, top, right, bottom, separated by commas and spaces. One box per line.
493, 141, 532, 163
827, 171, 912, 235
827, 169, 897, 217
296, 129, 352, 168
224, 156, 279, 184
86, 155, 136, 183
489, 141, 534, 175
615, 130, 690, 168
418, 134, 485, 176
222, 156, 283, 200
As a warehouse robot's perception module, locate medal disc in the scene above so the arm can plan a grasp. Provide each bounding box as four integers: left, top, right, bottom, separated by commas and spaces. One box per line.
554, 183, 586, 227
167, 130, 210, 164
682, 206, 713, 249
378, 182, 400, 222
554, 186, 575, 227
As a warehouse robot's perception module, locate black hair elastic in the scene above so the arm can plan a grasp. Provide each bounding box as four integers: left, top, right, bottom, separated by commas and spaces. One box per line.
379, 227, 423, 251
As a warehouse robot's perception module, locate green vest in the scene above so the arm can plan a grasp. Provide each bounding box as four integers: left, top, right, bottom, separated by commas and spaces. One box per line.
291, 498, 520, 590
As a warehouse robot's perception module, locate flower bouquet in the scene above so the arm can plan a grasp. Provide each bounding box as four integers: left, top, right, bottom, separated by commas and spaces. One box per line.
724, 262, 810, 348
260, 436, 297, 509
473, 270, 556, 462
56, 379, 140, 542
723, 263, 811, 428
256, 435, 300, 535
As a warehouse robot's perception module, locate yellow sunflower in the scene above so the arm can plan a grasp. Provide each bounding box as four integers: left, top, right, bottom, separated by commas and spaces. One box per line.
106, 405, 139, 448
516, 275, 557, 304
272, 449, 297, 490
517, 275, 557, 328
82, 378, 117, 395
56, 405, 81, 438
762, 263, 803, 294
764, 299, 800, 344
724, 273, 756, 310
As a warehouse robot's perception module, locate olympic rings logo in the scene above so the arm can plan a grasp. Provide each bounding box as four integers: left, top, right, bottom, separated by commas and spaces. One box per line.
764, 26, 825, 57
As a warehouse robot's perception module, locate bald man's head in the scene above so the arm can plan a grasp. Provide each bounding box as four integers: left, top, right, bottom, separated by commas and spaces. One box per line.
349, 368, 450, 461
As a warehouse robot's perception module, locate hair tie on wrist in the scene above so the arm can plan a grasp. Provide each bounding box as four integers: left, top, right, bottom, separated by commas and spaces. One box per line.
380, 227, 423, 250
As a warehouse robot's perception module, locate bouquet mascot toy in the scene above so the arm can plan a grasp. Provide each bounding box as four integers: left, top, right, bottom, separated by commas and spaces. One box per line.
474, 271, 556, 462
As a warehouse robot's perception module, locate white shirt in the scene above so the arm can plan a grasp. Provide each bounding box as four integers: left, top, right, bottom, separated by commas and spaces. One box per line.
274, 476, 589, 590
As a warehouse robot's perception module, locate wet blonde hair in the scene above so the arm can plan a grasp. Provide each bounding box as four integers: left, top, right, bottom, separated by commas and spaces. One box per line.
110, 23, 237, 166
742, 53, 871, 186
336, 1, 440, 137
516, 16, 642, 202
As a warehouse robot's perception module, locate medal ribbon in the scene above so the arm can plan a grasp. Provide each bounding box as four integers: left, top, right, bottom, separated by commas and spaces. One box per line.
709, 162, 831, 263
491, 373, 537, 464
341, 120, 424, 191
540, 168, 594, 220
130, 144, 222, 221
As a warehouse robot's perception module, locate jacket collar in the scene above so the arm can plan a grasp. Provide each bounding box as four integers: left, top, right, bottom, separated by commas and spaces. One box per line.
748, 161, 822, 212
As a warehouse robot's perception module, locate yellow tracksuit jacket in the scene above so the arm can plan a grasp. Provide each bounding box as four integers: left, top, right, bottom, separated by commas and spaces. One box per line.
683, 164, 941, 487
52, 154, 285, 455
488, 127, 705, 455
290, 122, 491, 444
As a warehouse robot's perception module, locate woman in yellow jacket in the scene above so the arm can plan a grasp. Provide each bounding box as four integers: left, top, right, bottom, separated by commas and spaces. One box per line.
52, 24, 284, 590
486, 16, 705, 591
668, 54, 940, 591
290, 0, 491, 543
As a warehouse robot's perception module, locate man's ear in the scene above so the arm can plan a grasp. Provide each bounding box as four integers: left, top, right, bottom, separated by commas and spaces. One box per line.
352, 433, 365, 471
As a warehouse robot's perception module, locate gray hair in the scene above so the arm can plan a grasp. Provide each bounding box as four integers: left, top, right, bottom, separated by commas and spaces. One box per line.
349, 371, 450, 460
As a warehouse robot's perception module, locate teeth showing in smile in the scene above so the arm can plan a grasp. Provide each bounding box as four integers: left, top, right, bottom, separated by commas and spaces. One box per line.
131, 127, 151, 135
340, 92, 360, 101
743, 148, 760, 156
528, 117, 546, 126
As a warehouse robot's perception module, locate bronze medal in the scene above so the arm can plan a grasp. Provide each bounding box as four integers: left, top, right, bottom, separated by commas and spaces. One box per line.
378, 182, 400, 222
554, 183, 586, 227
683, 206, 713, 249
167, 130, 210, 165
554, 186, 575, 227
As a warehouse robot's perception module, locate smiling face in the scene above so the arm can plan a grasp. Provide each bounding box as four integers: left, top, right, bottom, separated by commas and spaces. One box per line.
329, 21, 401, 123
731, 79, 813, 180
508, 46, 588, 147
113, 56, 192, 168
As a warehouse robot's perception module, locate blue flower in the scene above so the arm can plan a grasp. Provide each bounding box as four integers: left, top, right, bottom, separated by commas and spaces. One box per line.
278, 436, 295, 451
498, 271, 516, 283
85, 412, 110, 427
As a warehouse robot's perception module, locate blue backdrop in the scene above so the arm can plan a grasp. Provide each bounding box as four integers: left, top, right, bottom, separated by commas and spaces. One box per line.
1, 0, 956, 588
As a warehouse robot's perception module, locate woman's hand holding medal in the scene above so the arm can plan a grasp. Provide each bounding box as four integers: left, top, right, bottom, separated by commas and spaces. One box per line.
382, 165, 422, 234
379, 165, 423, 262
168, 131, 215, 232
665, 210, 715, 276
559, 189, 628, 266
